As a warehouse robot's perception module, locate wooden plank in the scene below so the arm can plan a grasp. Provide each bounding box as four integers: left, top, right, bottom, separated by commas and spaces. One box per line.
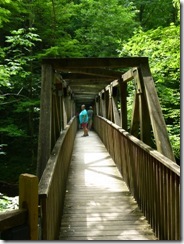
60, 229, 155, 237
134, 68, 153, 146
59, 131, 157, 240
60, 219, 150, 227
112, 97, 121, 126
119, 79, 127, 130
60, 235, 156, 240
122, 68, 134, 82
60, 68, 123, 78
130, 92, 140, 137
0, 209, 27, 232
61, 73, 113, 81
42, 57, 148, 69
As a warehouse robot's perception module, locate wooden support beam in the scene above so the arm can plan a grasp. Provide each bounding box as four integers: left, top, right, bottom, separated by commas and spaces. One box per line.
19, 174, 38, 240
130, 92, 140, 138
104, 90, 109, 119
139, 62, 176, 162
107, 85, 113, 122
95, 96, 100, 116
104, 68, 135, 88
122, 68, 134, 82
111, 87, 121, 126
62, 97, 68, 128
61, 73, 113, 81
37, 64, 53, 179
119, 78, 127, 130
60, 68, 123, 78
42, 57, 148, 69
133, 68, 152, 146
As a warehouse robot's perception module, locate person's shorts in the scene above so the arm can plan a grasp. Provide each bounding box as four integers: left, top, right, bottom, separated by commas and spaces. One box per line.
81, 123, 88, 128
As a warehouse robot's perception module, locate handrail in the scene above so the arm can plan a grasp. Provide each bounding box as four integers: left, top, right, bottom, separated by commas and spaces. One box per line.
38, 116, 78, 240
0, 209, 27, 232
0, 173, 38, 240
94, 115, 180, 240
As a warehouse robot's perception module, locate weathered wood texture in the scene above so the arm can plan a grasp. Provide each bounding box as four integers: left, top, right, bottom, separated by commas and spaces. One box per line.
139, 63, 175, 161
0, 174, 39, 240
94, 116, 180, 240
59, 131, 157, 240
0, 209, 27, 232
42, 57, 148, 69
40, 58, 175, 164
37, 64, 53, 179
38, 117, 78, 240
19, 174, 39, 240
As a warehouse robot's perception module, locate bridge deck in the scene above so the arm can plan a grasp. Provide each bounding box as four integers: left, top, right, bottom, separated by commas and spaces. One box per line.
59, 130, 157, 240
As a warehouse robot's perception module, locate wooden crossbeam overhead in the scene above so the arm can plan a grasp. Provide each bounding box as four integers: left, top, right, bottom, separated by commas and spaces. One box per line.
44, 58, 144, 109
59, 68, 123, 78
42, 57, 148, 69
67, 80, 109, 85
68, 83, 106, 88
61, 73, 113, 81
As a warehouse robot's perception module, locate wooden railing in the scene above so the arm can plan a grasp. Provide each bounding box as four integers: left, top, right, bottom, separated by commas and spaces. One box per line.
0, 174, 38, 240
0, 115, 180, 240
94, 115, 180, 240
0, 117, 77, 240
38, 116, 78, 240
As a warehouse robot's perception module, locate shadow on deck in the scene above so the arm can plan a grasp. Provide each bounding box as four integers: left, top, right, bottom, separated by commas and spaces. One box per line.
59, 131, 157, 240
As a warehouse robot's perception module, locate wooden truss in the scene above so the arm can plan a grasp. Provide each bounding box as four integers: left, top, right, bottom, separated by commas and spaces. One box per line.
37, 57, 175, 178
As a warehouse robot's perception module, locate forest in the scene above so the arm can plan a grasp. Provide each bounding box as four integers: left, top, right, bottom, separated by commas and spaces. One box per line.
0, 0, 180, 195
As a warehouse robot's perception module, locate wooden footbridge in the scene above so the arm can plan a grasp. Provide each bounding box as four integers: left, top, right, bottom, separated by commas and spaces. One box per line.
0, 58, 180, 240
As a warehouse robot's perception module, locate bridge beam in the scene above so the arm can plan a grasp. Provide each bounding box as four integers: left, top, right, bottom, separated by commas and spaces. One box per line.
139, 62, 176, 162
37, 64, 53, 179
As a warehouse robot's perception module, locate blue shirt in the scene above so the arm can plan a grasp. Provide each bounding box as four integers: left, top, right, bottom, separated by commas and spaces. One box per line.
79, 109, 88, 124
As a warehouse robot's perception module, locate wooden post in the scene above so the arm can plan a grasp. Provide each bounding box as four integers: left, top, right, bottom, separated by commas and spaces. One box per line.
37, 64, 53, 179
133, 68, 152, 146
119, 78, 127, 130
112, 87, 121, 126
130, 91, 140, 138
108, 85, 113, 122
104, 90, 108, 119
19, 174, 38, 240
95, 96, 99, 115
99, 93, 104, 117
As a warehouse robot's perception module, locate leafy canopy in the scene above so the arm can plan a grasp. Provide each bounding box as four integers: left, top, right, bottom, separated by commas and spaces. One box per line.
118, 23, 180, 159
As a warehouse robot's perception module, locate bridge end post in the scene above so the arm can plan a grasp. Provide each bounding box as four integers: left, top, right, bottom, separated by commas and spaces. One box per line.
19, 173, 39, 240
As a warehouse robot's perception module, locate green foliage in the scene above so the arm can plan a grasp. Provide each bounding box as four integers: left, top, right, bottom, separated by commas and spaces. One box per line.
0, 195, 18, 212
0, 28, 41, 89
0, 0, 26, 30
69, 0, 138, 56
0, 124, 26, 137
118, 23, 180, 160
0, 28, 42, 184
39, 38, 83, 58
33, 0, 139, 57
4, 28, 41, 79
130, 0, 179, 30
0, 0, 181, 186
14, 99, 40, 113
0, 0, 11, 28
